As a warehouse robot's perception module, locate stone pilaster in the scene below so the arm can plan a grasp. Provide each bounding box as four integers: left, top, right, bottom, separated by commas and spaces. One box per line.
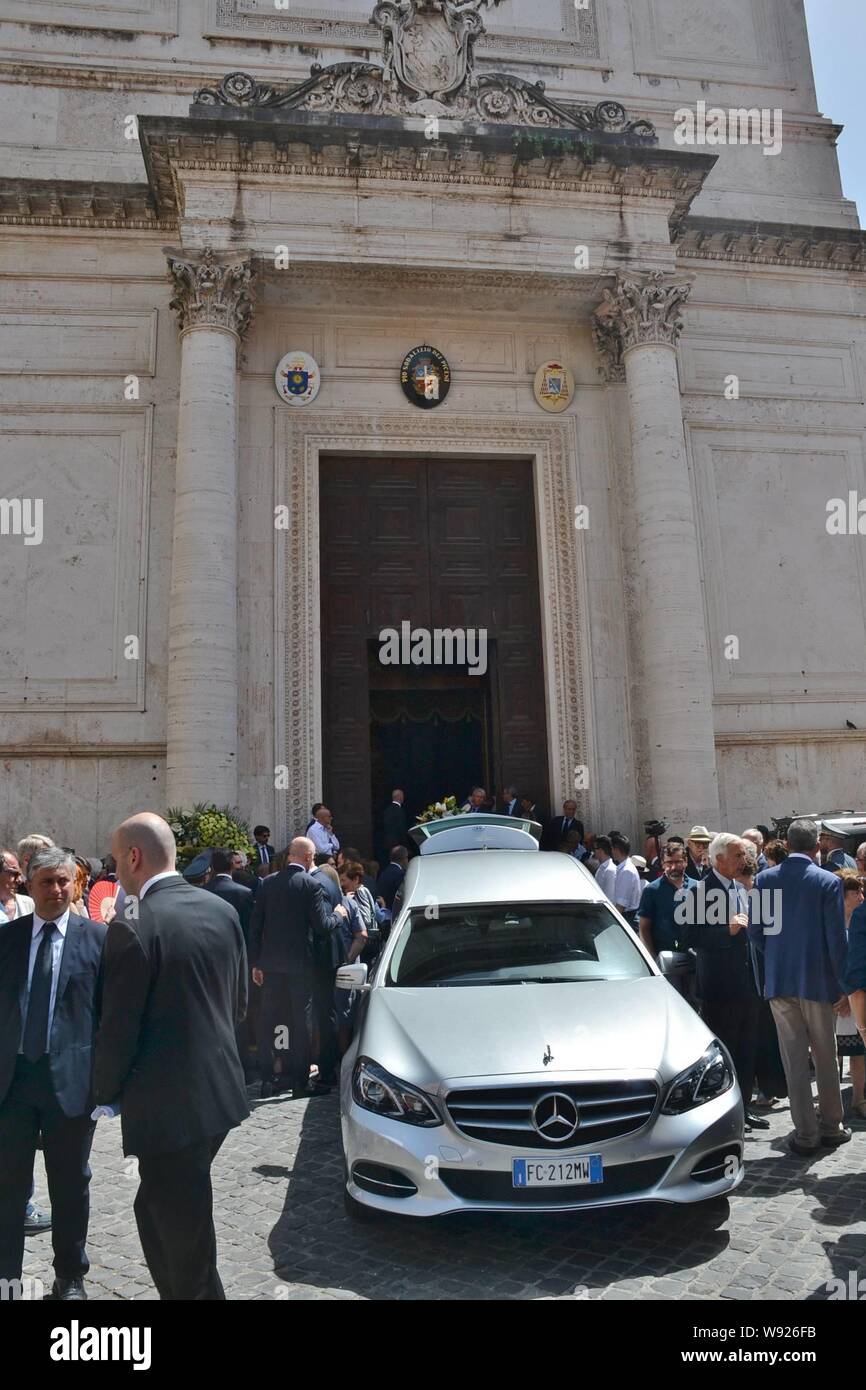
164, 247, 255, 810
593, 271, 720, 830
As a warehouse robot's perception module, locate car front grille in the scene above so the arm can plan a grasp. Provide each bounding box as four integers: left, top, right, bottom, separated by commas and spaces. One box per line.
439, 1156, 673, 1205
445, 1078, 659, 1148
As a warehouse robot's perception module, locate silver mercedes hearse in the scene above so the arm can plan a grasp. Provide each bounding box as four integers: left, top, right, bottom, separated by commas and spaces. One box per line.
337, 814, 744, 1218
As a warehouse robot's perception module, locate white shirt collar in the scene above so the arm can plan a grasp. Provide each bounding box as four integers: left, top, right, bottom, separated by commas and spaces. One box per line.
789, 853, 813, 861
140, 870, 180, 899
33, 907, 70, 937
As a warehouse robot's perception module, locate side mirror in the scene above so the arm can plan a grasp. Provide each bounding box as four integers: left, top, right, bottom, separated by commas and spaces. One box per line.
336, 962, 368, 992
657, 950, 694, 978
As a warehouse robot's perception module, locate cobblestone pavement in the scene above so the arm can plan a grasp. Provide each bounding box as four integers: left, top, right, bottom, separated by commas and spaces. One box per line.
23, 1083, 866, 1302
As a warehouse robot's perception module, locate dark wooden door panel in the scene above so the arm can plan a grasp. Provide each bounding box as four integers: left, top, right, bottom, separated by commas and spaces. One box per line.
320, 456, 549, 851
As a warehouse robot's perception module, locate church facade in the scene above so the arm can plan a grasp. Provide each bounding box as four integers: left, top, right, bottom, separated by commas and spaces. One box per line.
1, 0, 865, 853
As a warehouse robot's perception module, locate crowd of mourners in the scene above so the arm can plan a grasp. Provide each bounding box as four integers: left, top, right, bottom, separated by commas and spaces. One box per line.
1, 792, 864, 1301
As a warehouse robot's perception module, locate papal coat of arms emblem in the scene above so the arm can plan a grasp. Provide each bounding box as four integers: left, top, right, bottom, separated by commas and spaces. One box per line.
275, 351, 320, 406
533, 360, 574, 413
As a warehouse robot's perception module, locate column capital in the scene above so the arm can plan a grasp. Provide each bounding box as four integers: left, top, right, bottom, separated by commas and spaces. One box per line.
165, 246, 255, 340
592, 270, 692, 381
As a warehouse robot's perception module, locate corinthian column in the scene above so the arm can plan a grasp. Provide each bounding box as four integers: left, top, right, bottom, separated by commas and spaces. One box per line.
593, 271, 720, 829
164, 247, 255, 809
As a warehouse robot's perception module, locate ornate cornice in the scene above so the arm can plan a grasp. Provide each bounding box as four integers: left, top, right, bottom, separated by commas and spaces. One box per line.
140, 114, 710, 227
194, 67, 655, 138
165, 247, 255, 339
592, 271, 692, 380
676, 216, 866, 274
0, 178, 174, 231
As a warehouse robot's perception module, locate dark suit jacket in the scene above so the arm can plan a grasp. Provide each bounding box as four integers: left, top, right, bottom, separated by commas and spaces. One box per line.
376, 862, 405, 911
253, 843, 273, 869
94, 875, 249, 1158
0, 913, 106, 1118
248, 864, 344, 977
546, 815, 585, 849
382, 802, 408, 852
683, 869, 758, 1003
206, 875, 254, 946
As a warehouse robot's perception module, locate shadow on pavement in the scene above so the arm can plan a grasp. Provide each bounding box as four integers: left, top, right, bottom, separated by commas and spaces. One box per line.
266, 1097, 731, 1300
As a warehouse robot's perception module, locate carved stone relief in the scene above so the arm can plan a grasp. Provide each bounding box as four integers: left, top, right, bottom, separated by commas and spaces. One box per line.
165, 247, 256, 340
592, 271, 692, 381
198, 0, 650, 134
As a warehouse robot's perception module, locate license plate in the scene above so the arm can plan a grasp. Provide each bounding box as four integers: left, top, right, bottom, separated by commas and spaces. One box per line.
512, 1155, 603, 1188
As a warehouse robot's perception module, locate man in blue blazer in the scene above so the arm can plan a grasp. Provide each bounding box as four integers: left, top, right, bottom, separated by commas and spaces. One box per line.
0, 847, 106, 1298
748, 818, 850, 1155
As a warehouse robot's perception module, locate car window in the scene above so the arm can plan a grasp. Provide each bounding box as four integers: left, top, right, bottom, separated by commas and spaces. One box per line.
386, 902, 651, 987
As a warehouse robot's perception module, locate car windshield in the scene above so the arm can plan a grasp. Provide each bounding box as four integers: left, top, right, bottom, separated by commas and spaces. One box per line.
386, 902, 651, 987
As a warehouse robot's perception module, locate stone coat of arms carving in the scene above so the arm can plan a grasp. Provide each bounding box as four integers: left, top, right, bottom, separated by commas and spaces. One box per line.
194, 0, 655, 138
373, 0, 495, 102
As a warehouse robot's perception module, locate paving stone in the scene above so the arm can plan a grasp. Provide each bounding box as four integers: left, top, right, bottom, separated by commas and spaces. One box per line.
20, 1090, 866, 1300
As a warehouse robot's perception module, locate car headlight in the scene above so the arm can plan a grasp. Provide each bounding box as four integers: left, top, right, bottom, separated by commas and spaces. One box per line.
352, 1058, 441, 1127
661, 1041, 735, 1115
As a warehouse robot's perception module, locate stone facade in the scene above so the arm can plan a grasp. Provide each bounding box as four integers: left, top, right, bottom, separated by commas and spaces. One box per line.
1, 0, 865, 853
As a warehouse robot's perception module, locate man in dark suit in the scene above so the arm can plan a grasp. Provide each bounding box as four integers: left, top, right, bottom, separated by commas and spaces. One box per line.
95, 813, 249, 1301
252, 825, 274, 873
376, 847, 408, 911
382, 790, 408, 854
545, 799, 585, 851
206, 847, 254, 941
206, 848, 256, 1079
682, 833, 766, 1132
0, 847, 106, 1299
499, 786, 520, 817
249, 837, 347, 1098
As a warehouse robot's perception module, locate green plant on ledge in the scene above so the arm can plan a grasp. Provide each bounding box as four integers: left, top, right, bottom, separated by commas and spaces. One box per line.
166, 803, 256, 869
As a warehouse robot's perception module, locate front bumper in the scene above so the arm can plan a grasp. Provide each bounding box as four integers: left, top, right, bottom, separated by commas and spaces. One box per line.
341, 1076, 745, 1217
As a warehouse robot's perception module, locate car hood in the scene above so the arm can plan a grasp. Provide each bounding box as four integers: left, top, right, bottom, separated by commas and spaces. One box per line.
361, 976, 713, 1091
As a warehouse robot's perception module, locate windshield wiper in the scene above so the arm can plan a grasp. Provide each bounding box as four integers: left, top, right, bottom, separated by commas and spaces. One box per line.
520, 976, 607, 984
427, 978, 523, 987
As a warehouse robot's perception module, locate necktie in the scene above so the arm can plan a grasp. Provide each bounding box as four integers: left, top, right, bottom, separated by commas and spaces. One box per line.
23, 923, 55, 1063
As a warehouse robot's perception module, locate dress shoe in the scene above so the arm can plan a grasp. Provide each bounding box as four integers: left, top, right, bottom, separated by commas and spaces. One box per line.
787, 1136, 820, 1157
52, 1277, 86, 1300
745, 1112, 770, 1130
24, 1207, 52, 1236
259, 1078, 276, 1098
820, 1127, 852, 1147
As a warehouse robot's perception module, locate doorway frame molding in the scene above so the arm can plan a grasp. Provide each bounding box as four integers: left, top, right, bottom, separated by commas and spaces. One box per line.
273, 408, 597, 843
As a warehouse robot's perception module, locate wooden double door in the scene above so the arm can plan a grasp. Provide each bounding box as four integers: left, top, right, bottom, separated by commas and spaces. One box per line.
319, 456, 549, 852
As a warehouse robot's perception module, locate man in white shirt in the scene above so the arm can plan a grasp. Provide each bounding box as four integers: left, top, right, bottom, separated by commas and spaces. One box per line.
610, 833, 642, 926
308, 807, 340, 856
593, 836, 618, 903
